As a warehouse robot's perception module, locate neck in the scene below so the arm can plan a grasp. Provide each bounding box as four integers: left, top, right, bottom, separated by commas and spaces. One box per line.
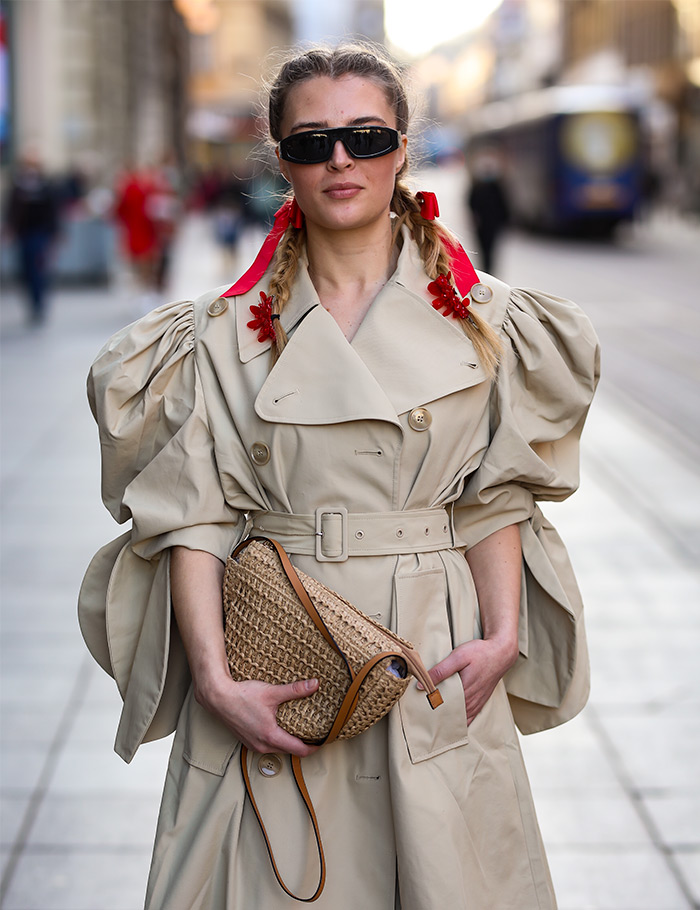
305, 216, 397, 296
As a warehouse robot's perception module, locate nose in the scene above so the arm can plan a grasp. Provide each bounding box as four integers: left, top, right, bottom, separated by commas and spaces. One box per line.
328, 138, 353, 168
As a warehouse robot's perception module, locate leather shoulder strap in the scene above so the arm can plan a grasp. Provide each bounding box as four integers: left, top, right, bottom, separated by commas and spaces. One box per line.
240, 746, 326, 903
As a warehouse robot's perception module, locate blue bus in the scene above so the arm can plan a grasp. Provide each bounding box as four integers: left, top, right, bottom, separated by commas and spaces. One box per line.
466, 86, 644, 234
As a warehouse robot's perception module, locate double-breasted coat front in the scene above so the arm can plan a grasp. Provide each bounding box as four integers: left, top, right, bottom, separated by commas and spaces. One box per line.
79, 228, 600, 909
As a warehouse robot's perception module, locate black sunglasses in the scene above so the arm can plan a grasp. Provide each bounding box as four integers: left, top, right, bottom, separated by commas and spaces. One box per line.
279, 126, 401, 164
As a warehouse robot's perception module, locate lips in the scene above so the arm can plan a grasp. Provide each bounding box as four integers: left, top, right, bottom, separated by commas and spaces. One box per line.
323, 183, 362, 199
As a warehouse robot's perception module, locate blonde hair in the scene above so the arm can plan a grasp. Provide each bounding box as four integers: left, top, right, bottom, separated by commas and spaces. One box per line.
265, 43, 501, 373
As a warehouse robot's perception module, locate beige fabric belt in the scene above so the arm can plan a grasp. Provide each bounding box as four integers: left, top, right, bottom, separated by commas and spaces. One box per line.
249, 507, 457, 561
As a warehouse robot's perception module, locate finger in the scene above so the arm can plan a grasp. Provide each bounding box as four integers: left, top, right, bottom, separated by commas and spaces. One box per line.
273, 678, 319, 706
421, 648, 470, 688
271, 729, 321, 758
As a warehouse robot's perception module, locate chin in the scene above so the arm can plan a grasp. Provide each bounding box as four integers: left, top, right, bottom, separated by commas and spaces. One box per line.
310, 204, 392, 234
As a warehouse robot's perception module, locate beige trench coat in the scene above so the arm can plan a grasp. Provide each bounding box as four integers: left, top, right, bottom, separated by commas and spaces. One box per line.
79, 229, 600, 909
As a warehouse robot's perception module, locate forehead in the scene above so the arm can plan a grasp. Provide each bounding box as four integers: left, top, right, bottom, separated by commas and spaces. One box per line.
280, 74, 395, 132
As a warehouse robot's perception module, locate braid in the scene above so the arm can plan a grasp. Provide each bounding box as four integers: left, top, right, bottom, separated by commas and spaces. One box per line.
267, 216, 306, 363
392, 180, 501, 376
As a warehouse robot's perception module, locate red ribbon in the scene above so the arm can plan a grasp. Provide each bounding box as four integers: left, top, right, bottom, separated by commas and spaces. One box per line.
222, 198, 302, 298
418, 190, 479, 298
418, 191, 440, 220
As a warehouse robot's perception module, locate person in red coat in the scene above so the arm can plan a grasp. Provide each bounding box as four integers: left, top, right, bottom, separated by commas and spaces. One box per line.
114, 168, 159, 307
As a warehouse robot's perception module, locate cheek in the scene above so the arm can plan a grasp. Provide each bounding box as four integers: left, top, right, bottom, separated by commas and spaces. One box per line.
286, 168, 316, 203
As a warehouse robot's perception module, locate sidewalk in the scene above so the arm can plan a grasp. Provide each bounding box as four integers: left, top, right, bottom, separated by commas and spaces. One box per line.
1, 213, 699, 910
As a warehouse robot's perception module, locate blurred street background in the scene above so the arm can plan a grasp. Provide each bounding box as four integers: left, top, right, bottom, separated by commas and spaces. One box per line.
1, 1, 699, 909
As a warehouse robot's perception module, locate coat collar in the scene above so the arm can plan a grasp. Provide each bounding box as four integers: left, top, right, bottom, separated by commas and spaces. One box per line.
236, 249, 319, 364
239, 227, 509, 426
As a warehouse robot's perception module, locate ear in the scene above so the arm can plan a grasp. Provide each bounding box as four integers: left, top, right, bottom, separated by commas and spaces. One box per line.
395, 134, 408, 174
275, 146, 291, 183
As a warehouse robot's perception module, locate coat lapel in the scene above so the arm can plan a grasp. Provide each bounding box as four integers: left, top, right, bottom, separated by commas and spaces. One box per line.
255, 303, 401, 426
352, 232, 507, 415
236, 252, 319, 364
239, 227, 509, 426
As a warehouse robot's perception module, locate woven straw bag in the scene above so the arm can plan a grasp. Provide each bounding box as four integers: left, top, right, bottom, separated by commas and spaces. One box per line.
223, 537, 442, 744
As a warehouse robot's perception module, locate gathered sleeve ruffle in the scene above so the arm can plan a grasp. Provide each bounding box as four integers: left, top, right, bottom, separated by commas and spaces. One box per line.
454, 287, 600, 549
80, 299, 246, 761
87, 299, 243, 562
453, 287, 600, 733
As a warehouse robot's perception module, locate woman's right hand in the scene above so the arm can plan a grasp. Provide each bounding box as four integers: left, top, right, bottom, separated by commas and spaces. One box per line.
195, 671, 321, 758
170, 546, 320, 758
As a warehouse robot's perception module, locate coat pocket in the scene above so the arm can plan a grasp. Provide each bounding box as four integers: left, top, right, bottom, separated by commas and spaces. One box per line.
395, 569, 469, 763
181, 687, 241, 776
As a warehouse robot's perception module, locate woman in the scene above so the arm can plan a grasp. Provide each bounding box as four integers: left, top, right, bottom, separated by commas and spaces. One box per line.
79, 44, 599, 909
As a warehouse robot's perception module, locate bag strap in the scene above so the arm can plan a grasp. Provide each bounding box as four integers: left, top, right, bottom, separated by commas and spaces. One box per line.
240, 747, 326, 903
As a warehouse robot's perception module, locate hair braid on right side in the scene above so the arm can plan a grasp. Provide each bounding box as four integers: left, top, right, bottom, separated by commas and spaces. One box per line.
266, 222, 306, 364
392, 180, 501, 376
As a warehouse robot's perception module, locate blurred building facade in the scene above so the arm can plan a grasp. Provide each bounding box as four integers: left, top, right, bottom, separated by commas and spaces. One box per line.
3, 0, 189, 181
414, 0, 700, 210
180, 0, 385, 169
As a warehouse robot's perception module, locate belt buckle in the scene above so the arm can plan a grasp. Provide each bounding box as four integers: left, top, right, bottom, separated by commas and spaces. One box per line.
315, 507, 349, 562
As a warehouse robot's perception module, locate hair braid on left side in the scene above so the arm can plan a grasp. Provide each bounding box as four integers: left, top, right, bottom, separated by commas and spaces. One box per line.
267, 220, 306, 363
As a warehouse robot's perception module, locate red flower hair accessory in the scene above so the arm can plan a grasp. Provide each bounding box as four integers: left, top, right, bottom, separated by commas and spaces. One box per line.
247, 292, 277, 342
428, 272, 470, 320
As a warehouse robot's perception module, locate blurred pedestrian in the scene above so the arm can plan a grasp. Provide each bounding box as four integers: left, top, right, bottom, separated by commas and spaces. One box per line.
212, 171, 245, 274
114, 166, 160, 311
146, 158, 181, 293
5, 150, 60, 324
80, 43, 599, 910
467, 146, 510, 275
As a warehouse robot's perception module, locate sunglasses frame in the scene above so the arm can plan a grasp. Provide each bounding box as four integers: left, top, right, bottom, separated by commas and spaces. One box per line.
279, 126, 402, 164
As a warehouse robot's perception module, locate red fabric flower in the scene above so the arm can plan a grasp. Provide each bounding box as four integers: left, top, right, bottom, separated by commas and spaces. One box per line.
428, 272, 470, 320
247, 291, 277, 342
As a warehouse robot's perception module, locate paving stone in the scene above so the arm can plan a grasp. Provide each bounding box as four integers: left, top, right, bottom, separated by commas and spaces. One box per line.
47, 740, 171, 796
642, 793, 700, 848
672, 851, 700, 905
26, 793, 160, 849
1, 846, 153, 910
1, 794, 31, 846
598, 710, 700, 791
547, 847, 691, 909
534, 794, 652, 848
520, 716, 620, 792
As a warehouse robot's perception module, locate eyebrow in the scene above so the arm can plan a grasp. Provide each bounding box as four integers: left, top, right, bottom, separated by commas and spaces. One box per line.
288, 116, 391, 133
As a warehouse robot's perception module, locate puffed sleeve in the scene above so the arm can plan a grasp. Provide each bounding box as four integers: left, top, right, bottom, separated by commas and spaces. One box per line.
454, 287, 600, 735
88, 298, 244, 561
454, 287, 600, 548
79, 299, 246, 762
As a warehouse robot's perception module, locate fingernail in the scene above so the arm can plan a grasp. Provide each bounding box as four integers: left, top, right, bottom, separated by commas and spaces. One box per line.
416, 681, 424, 690
305, 678, 318, 691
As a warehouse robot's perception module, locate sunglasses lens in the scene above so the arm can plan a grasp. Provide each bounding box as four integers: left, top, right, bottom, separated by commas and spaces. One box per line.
280, 127, 399, 163
282, 132, 331, 163
346, 128, 395, 157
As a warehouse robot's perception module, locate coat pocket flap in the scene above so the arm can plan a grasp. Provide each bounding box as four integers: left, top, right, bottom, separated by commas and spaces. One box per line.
395, 569, 469, 763
182, 688, 241, 776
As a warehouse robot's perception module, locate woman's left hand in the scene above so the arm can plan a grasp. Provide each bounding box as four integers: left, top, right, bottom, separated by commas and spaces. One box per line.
428, 637, 519, 724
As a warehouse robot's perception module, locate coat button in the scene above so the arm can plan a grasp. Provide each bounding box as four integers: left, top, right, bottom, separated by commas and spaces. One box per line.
408, 407, 432, 431
470, 283, 493, 303
251, 442, 270, 465
207, 297, 228, 316
258, 754, 283, 777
